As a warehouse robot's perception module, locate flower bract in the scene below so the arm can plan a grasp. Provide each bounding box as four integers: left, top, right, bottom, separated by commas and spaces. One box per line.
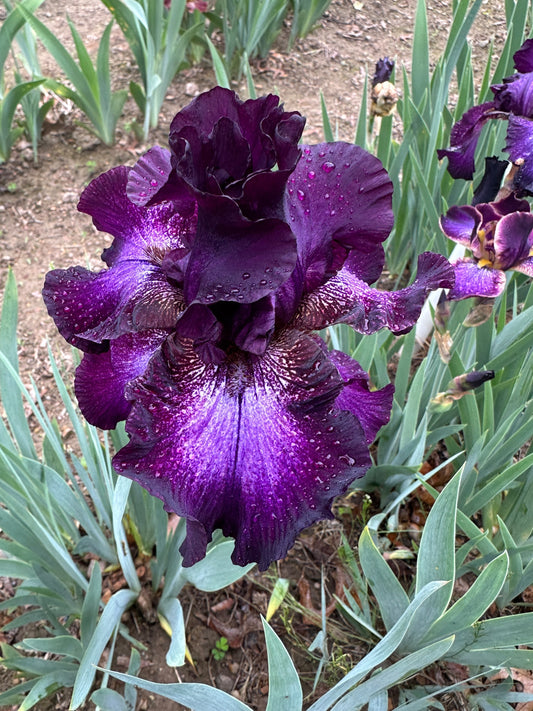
43, 87, 453, 569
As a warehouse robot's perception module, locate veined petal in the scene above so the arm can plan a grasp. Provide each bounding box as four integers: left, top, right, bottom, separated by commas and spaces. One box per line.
78, 165, 195, 265
43, 262, 184, 346
512, 256, 533, 276
113, 330, 371, 570
285, 142, 394, 290
493, 210, 533, 269
293, 253, 454, 334
329, 350, 394, 444
75, 330, 168, 429
448, 259, 506, 300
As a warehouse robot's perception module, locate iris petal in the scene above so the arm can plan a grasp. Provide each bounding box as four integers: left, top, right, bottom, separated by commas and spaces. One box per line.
329, 350, 394, 444
437, 102, 496, 180
493, 210, 533, 269
440, 205, 480, 246
448, 259, 506, 300
285, 142, 394, 290
75, 329, 168, 429
113, 330, 371, 570
505, 115, 533, 194
43, 262, 184, 346
293, 252, 454, 334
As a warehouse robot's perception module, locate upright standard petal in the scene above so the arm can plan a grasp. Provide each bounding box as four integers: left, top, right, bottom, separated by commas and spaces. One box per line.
113, 330, 371, 570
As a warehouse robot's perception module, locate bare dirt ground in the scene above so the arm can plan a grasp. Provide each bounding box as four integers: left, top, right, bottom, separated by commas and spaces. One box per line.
0, 0, 509, 708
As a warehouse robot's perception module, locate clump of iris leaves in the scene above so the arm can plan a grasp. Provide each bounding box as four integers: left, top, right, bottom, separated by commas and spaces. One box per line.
1, 1, 533, 710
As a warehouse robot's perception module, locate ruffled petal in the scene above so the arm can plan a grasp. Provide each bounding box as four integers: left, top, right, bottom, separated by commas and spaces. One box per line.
75, 330, 168, 429
448, 259, 506, 300
505, 115, 533, 194
126, 146, 195, 211
43, 262, 184, 346
329, 350, 394, 444
113, 330, 371, 570
437, 102, 496, 180
493, 73, 533, 116
293, 252, 454, 334
493, 210, 533, 269
285, 142, 394, 290
512, 256, 533, 276
78, 165, 195, 265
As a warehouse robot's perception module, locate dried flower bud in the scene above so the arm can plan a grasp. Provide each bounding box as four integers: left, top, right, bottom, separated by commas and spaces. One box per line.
429, 370, 494, 412
371, 81, 399, 117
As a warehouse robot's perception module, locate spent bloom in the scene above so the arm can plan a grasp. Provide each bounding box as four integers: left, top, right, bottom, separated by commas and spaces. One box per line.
441, 192, 533, 299
43, 88, 453, 570
437, 38, 533, 195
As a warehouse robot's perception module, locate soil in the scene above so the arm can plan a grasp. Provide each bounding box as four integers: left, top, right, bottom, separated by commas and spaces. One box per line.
0, 0, 509, 709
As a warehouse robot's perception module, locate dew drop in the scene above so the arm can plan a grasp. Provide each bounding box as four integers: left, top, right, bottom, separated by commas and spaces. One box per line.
309, 503, 317, 510
319, 150, 326, 157
150, 179, 158, 187
324, 193, 330, 199
297, 189, 305, 201
242, 273, 251, 280
205, 294, 215, 302
259, 279, 267, 285
322, 161, 335, 173
308, 170, 316, 180
330, 210, 336, 217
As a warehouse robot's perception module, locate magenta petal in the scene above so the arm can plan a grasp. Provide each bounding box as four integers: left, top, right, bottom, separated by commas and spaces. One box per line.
113, 331, 371, 570
493, 210, 533, 269
78, 165, 195, 266
329, 350, 394, 444
448, 259, 506, 300
294, 252, 454, 334
75, 330, 168, 429
43, 262, 184, 346
285, 142, 394, 289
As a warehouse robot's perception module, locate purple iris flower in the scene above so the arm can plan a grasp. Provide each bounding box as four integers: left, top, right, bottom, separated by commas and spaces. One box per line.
437, 38, 533, 194
441, 193, 533, 299
43, 88, 453, 570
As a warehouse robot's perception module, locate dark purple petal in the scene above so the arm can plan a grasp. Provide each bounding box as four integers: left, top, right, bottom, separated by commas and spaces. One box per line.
184, 195, 296, 305
75, 330, 168, 429
78, 165, 196, 266
229, 295, 276, 355
493, 210, 533, 269
126, 146, 195, 211
113, 330, 371, 570
513, 38, 533, 73
472, 157, 509, 205
282, 142, 393, 316
43, 262, 184, 346
174, 303, 225, 364
329, 350, 394, 444
448, 259, 506, 300
493, 73, 533, 116
505, 115, 533, 194
437, 102, 496, 180
293, 252, 454, 334
372, 57, 394, 86
440, 205, 480, 246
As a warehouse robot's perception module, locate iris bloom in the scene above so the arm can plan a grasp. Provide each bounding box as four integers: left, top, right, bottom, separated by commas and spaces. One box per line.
441, 193, 533, 299
437, 38, 533, 194
43, 88, 453, 570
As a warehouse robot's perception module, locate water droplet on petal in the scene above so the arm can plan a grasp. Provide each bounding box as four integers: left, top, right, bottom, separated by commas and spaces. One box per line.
259, 279, 267, 285
150, 179, 158, 187
322, 161, 335, 173
242, 273, 251, 280
308, 170, 316, 180
324, 193, 330, 199
297, 189, 305, 201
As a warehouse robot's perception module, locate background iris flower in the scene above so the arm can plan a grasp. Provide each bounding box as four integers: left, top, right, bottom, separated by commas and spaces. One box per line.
437, 38, 533, 195
441, 193, 533, 300
43, 87, 453, 570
